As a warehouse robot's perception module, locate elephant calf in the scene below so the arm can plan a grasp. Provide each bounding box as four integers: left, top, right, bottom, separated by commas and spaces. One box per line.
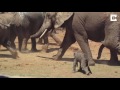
73, 50, 92, 75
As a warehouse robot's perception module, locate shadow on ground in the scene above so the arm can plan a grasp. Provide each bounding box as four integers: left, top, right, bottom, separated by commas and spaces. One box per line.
47, 48, 59, 53
37, 56, 120, 66
37, 56, 74, 62
0, 54, 13, 58
95, 59, 120, 66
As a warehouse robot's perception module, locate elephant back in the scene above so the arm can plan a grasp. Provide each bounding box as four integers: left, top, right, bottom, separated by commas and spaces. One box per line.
11, 12, 30, 27
0, 12, 13, 29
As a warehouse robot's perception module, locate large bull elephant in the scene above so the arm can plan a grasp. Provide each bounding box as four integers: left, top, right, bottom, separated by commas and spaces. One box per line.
2, 12, 61, 53
0, 13, 18, 58
31, 12, 120, 66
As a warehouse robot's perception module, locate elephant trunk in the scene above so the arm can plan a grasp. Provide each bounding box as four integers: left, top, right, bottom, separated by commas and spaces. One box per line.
30, 20, 52, 38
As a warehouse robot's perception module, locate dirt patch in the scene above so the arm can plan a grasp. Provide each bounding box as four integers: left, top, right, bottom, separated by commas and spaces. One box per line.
0, 30, 120, 78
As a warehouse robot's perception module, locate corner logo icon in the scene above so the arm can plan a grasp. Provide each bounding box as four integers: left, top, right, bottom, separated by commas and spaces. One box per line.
110, 14, 117, 21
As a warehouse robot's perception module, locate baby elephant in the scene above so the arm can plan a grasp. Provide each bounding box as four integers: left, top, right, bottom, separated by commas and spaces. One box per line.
73, 50, 92, 75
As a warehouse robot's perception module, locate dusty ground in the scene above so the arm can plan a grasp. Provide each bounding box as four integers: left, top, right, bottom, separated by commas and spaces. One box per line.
0, 30, 120, 78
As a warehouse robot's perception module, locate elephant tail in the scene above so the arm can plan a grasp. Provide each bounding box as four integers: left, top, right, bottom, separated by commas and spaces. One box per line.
97, 44, 105, 59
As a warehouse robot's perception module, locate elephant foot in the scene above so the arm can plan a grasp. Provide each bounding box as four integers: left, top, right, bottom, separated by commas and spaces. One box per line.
77, 68, 82, 72
88, 60, 95, 66
52, 55, 62, 60
20, 49, 30, 53
11, 51, 19, 59
31, 48, 38, 52
41, 45, 48, 53
108, 60, 120, 66
7, 46, 19, 59
86, 72, 92, 75
78, 68, 91, 75
97, 56, 100, 59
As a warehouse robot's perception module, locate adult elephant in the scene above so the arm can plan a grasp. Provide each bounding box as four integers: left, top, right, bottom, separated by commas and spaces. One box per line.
0, 13, 18, 58
6, 12, 61, 53
8, 12, 46, 53
31, 12, 120, 66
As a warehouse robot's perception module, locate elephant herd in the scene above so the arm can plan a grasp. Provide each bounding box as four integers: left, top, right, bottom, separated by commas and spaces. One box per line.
0, 12, 120, 75
0, 12, 62, 55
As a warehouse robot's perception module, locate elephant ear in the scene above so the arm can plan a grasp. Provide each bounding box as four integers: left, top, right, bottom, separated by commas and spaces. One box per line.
54, 12, 73, 28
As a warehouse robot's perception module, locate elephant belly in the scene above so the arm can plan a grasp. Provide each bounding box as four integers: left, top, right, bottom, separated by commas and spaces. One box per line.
85, 25, 105, 42
87, 31, 105, 42
85, 17, 105, 42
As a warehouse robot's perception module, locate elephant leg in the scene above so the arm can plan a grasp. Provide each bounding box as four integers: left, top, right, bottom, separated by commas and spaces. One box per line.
18, 27, 30, 53
3, 40, 19, 59
108, 49, 119, 65
17, 28, 24, 52
73, 59, 78, 73
11, 37, 16, 49
9, 26, 17, 49
21, 38, 29, 53
41, 34, 49, 52
72, 15, 95, 66
10, 33, 17, 49
103, 20, 120, 63
80, 59, 91, 75
74, 33, 95, 66
31, 38, 38, 52
50, 32, 62, 45
53, 28, 76, 60
18, 36, 23, 51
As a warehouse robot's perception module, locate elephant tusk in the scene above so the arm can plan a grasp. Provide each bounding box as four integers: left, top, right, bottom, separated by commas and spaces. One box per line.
40, 29, 47, 38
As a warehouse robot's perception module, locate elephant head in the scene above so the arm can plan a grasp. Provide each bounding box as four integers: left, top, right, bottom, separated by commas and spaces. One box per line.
30, 12, 73, 38
0, 12, 23, 27
0, 12, 16, 29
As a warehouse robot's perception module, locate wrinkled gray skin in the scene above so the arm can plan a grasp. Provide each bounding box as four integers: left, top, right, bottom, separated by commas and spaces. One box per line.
37, 29, 62, 52
38, 29, 62, 45
97, 43, 116, 60
9, 12, 45, 53
31, 12, 120, 66
73, 50, 92, 75
1, 12, 61, 53
0, 13, 18, 58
